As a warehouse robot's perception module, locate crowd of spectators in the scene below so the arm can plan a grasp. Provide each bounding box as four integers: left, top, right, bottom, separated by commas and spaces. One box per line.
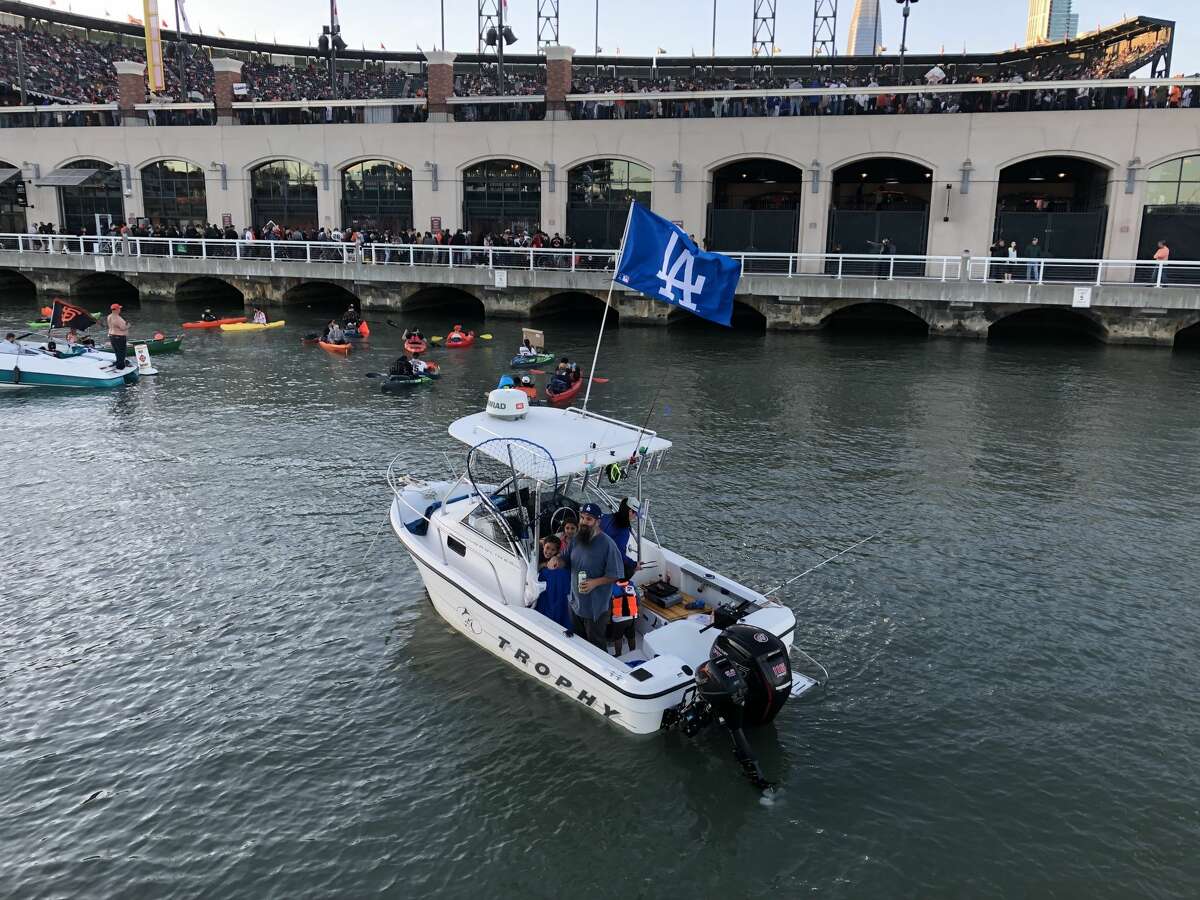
0, 21, 1184, 121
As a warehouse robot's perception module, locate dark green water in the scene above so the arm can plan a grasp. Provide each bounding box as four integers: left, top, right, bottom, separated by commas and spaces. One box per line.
2, 292, 1199, 899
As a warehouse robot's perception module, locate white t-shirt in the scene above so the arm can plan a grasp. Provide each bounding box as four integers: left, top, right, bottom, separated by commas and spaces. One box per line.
0, 339, 21, 354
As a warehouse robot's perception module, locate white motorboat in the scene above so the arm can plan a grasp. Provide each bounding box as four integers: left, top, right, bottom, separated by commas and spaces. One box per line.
1, 343, 140, 389
389, 389, 827, 787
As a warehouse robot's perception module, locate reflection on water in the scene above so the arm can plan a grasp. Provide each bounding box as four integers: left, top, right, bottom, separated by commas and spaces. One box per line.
1, 288, 1199, 899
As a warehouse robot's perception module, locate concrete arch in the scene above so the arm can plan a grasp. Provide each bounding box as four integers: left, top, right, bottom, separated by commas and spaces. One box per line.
0, 268, 37, 303
70, 271, 139, 306
1141, 149, 1200, 172
1173, 316, 1200, 350
240, 155, 315, 179
705, 151, 807, 176
818, 300, 933, 331
333, 154, 416, 174
827, 151, 938, 178
401, 285, 487, 316
561, 153, 655, 176
992, 149, 1119, 175
667, 298, 767, 331
986, 305, 1108, 342
175, 276, 244, 306
133, 154, 206, 173
282, 280, 362, 308
530, 290, 614, 321
457, 154, 543, 178
51, 154, 118, 171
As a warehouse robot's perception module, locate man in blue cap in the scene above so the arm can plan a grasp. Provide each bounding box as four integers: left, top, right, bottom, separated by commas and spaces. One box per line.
563, 502, 624, 650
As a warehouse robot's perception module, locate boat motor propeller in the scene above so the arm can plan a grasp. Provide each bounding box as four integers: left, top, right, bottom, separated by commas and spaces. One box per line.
663, 623, 793, 791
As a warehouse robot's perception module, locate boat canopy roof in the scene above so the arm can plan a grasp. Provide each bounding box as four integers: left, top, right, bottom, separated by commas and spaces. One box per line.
448, 406, 672, 478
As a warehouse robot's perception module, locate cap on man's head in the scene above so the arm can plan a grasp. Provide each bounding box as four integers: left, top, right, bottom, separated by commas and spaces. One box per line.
110, 303, 122, 310
579, 502, 602, 519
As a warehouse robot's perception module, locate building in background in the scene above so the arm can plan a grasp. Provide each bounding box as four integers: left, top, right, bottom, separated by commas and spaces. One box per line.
1027, 0, 1080, 45
846, 0, 882, 56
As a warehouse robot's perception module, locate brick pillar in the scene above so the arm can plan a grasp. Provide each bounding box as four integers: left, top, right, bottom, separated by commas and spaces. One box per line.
211, 58, 243, 125
544, 45, 574, 121
113, 60, 147, 126
424, 50, 456, 123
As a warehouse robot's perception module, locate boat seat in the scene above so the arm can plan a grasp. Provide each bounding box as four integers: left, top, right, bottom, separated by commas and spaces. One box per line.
642, 618, 719, 668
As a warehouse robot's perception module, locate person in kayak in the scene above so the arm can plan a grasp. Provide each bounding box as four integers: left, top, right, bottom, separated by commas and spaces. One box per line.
547, 364, 573, 395
251, 306, 268, 325
389, 354, 415, 378
410, 354, 429, 375
200, 309, 217, 322
343, 304, 360, 326
518, 338, 536, 357
324, 321, 345, 343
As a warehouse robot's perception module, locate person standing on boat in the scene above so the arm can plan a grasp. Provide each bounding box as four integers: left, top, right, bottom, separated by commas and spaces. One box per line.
601, 498, 637, 570
106, 304, 129, 370
534, 536, 573, 630
556, 514, 578, 557
563, 503, 624, 650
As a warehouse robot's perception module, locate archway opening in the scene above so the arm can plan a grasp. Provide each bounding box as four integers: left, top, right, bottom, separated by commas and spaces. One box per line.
283, 282, 362, 315
72, 273, 138, 308
250, 161, 318, 233
829, 158, 932, 275
1173, 320, 1200, 350
462, 159, 541, 239
567, 159, 651, 250
341, 160, 414, 234
708, 158, 803, 256
0, 269, 36, 306
176, 277, 244, 309
0, 161, 27, 234
668, 301, 766, 332
402, 286, 487, 318
55, 160, 124, 235
1138, 154, 1200, 285
988, 307, 1105, 344
823, 302, 929, 336
531, 291, 616, 324
141, 160, 207, 231
994, 156, 1110, 280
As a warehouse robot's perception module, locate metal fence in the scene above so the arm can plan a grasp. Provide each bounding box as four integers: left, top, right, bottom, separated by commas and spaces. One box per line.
5, 233, 1200, 289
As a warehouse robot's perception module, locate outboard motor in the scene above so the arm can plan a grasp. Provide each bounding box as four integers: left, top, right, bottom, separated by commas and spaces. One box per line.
663, 621, 793, 791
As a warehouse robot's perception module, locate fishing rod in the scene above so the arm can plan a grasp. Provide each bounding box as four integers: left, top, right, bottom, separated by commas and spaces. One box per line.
762, 530, 883, 596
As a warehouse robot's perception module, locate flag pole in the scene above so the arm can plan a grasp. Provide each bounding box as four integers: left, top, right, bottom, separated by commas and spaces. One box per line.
582, 201, 635, 412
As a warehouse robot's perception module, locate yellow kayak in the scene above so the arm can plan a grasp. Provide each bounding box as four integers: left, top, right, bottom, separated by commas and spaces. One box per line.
220, 320, 286, 332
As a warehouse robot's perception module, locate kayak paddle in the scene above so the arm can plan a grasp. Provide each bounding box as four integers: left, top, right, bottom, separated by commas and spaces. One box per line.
528, 368, 608, 384
480, 333, 493, 340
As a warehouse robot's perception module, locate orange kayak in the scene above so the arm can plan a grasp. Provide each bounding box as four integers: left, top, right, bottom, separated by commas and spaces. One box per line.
319, 340, 351, 354
183, 316, 246, 329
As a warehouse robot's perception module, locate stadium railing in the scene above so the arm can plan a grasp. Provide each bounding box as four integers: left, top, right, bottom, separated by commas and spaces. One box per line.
4, 233, 1198, 288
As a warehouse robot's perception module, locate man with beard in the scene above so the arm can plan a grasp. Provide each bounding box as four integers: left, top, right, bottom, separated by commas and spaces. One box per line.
563, 503, 623, 650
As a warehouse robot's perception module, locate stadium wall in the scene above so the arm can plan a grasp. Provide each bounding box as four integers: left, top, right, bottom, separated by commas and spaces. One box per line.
9, 107, 1197, 260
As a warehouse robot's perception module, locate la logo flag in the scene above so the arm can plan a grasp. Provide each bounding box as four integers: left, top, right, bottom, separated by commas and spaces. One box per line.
50, 299, 97, 331
614, 202, 740, 326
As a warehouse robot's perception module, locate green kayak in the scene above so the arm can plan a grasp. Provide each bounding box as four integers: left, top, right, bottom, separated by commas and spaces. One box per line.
108, 335, 184, 354
511, 352, 555, 368
381, 375, 433, 393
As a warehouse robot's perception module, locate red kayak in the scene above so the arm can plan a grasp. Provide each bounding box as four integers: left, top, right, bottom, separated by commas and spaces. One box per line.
404, 337, 428, 354
444, 330, 475, 349
546, 377, 584, 406
183, 316, 246, 329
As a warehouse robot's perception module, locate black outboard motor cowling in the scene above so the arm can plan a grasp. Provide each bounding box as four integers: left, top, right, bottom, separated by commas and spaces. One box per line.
713, 624, 793, 727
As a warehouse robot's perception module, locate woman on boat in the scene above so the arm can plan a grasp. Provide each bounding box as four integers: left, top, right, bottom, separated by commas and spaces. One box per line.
601, 498, 638, 569
252, 306, 268, 325
556, 514, 578, 557
324, 321, 345, 343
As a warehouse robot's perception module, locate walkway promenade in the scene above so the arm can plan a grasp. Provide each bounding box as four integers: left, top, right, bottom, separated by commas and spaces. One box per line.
4, 235, 1199, 346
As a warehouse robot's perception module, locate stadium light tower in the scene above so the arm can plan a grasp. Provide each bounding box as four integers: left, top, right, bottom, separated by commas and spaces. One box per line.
483, 0, 518, 92
317, 0, 347, 99
813, 0, 838, 58
537, 0, 560, 52
896, 0, 918, 82
752, 0, 777, 58
479, 0, 499, 55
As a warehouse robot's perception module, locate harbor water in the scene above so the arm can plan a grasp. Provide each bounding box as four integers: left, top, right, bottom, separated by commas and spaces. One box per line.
2, 292, 1199, 899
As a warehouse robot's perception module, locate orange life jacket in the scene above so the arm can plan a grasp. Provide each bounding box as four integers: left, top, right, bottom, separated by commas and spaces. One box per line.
612, 581, 638, 619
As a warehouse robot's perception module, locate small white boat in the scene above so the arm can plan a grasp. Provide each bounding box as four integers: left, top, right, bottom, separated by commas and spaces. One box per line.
389, 389, 827, 787
1, 344, 140, 389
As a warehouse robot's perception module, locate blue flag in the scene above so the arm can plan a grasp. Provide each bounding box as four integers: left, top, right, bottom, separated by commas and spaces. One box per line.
614, 203, 741, 327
